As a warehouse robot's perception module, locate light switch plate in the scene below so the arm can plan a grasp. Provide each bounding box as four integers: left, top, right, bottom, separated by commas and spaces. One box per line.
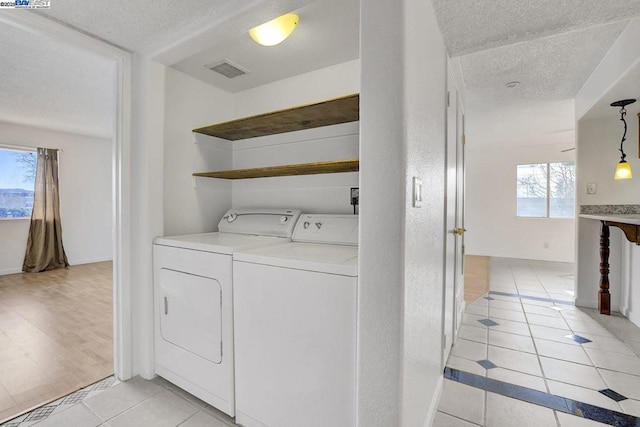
413, 177, 423, 208
586, 183, 597, 195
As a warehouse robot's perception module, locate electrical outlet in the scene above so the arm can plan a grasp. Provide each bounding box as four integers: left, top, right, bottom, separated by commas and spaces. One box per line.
586, 183, 597, 195
350, 187, 359, 206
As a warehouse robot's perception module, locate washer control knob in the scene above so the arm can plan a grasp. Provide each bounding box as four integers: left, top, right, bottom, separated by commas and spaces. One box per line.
303, 221, 310, 229
280, 216, 288, 223
227, 213, 237, 222
315, 222, 322, 230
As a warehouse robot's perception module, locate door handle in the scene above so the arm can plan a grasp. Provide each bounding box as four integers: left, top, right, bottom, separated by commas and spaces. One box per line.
453, 227, 466, 236
164, 297, 168, 315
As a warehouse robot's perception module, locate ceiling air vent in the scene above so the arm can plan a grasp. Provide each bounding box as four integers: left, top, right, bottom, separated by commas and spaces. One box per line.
206, 60, 249, 79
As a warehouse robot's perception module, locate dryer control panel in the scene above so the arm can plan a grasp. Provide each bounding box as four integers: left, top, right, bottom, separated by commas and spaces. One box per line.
292, 214, 358, 246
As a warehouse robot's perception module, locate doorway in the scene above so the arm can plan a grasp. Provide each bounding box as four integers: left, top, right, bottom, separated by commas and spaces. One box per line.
0, 12, 131, 423
443, 70, 466, 363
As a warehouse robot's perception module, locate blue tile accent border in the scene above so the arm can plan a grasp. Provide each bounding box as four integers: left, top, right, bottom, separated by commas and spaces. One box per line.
600, 389, 628, 402
565, 334, 593, 344
477, 359, 498, 369
444, 367, 640, 427
489, 290, 573, 305
478, 318, 500, 327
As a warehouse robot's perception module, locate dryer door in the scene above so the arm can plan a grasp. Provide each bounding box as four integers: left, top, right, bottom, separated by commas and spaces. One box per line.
159, 268, 222, 364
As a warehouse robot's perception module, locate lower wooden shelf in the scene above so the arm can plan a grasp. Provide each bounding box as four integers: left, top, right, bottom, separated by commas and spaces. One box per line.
193, 159, 359, 179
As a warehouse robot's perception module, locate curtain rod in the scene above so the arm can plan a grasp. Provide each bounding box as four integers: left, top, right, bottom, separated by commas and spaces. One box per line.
0, 144, 62, 153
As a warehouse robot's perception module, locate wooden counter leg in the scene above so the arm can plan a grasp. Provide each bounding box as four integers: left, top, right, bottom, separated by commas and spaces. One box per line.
599, 221, 611, 315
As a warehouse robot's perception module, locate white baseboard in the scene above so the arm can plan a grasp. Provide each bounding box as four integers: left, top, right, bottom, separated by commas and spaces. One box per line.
0, 267, 22, 276
424, 374, 444, 427
69, 256, 113, 266
0, 256, 112, 276
574, 298, 621, 313
626, 308, 640, 329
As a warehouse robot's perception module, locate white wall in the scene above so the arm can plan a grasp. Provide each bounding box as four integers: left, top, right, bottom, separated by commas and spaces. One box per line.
623, 244, 640, 326
359, 0, 448, 425
576, 116, 640, 205
358, 0, 404, 424
234, 59, 360, 118
131, 55, 167, 379
466, 144, 576, 262
231, 122, 358, 214
163, 67, 234, 236
401, 0, 447, 424
0, 121, 112, 275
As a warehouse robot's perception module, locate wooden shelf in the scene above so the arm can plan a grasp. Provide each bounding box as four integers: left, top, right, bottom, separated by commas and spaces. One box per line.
193, 159, 359, 179
193, 94, 359, 141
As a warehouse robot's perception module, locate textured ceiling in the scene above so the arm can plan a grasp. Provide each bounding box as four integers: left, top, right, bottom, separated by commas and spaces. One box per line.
432, 1, 640, 149
432, 0, 640, 57
38, 0, 259, 53
171, 0, 359, 92
461, 22, 627, 111
0, 22, 114, 137
462, 20, 628, 148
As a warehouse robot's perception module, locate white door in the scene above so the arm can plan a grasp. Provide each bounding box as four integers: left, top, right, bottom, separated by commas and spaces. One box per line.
454, 104, 466, 332
443, 73, 466, 365
443, 73, 457, 363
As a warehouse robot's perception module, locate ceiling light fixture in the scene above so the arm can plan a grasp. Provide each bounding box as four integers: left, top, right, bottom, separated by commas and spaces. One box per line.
249, 13, 299, 46
505, 81, 520, 88
611, 99, 636, 180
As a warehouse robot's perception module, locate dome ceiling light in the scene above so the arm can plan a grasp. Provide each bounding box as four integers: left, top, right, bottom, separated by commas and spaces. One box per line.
249, 13, 299, 47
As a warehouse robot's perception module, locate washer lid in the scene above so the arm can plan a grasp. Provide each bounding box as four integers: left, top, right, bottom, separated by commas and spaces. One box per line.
153, 232, 290, 254
234, 243, 358, 276
218, 208, 301, 238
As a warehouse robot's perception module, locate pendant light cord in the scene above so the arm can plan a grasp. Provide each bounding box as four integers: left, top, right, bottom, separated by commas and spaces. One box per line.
619, 106, 628, 162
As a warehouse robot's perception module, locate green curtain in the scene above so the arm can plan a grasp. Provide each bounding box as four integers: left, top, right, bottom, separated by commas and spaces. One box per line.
22, 148, 69, 273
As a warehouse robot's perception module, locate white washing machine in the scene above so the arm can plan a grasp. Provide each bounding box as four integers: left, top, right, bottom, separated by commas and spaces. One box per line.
232, 214, 358, 427
152, 209, 301, 417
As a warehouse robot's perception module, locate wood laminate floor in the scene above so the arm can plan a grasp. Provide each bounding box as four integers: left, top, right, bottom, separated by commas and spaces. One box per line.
464, 255, 491, 305
0, 261, 113, 423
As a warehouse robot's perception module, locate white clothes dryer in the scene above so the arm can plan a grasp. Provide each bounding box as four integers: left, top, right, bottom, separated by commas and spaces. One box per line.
152, 209, 301, 417
232, 214, 358, 427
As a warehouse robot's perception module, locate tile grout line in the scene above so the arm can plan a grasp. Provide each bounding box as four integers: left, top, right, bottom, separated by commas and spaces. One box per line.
526, 260, 559, 423
444, 367, 640, 427
467, 259, 640, 423
436, 411, 483, 427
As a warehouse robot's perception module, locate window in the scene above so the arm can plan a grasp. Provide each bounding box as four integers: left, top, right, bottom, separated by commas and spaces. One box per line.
516, 162, 575, 218
0, 147, 36, 219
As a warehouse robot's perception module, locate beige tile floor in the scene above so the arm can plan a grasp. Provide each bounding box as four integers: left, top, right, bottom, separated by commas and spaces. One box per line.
0, 262, 113, 423
5, 257, 640, 427
3, 376, 236, 427
436, 257, 640, 427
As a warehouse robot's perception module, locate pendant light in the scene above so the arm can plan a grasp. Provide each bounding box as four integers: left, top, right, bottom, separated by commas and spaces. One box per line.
249, 13, 299, 46
611, 99, 636, 180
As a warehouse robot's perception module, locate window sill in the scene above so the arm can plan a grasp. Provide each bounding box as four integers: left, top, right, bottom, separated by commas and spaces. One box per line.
0, 217, 31, 222
516, 216, 575, 220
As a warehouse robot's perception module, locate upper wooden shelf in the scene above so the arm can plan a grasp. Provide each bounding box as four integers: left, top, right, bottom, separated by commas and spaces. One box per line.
193, 159, 359, 180
193, 94, 359, 141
